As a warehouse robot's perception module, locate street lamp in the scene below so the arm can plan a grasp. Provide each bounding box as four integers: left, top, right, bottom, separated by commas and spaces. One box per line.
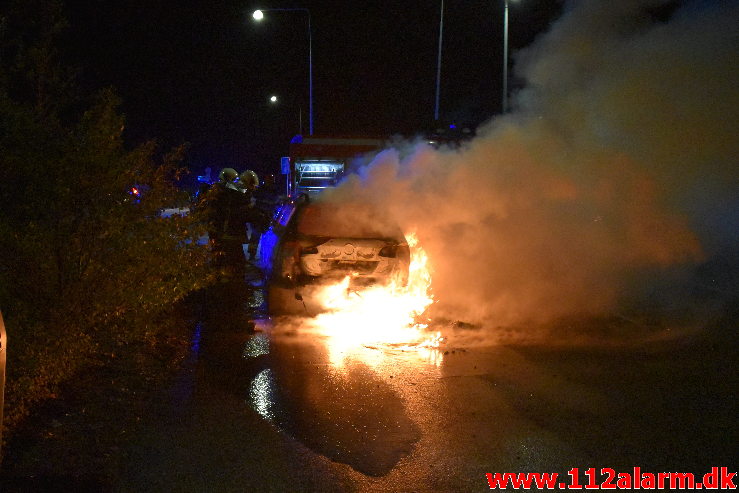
502, 0, 518, 113
252, 8, 314, 136
434, 0, 444, 121
268, 94, 304, 134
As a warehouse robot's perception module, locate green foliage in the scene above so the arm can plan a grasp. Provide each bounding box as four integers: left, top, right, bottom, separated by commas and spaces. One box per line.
0, 1, 216, 441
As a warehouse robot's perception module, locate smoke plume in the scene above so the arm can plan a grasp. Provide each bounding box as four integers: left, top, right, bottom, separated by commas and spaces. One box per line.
328, 0, 738, 328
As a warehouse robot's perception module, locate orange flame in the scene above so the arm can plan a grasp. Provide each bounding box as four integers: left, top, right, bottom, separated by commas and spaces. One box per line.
306, 232, 442, 364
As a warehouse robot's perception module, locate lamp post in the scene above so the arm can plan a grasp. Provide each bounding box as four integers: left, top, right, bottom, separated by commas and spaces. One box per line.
502, 0, 516, 113
434, 0, 444, 121
253, 8, 314, 135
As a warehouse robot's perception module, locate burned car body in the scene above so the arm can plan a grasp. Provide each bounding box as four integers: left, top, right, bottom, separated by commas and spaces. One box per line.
258, 197, 410, 314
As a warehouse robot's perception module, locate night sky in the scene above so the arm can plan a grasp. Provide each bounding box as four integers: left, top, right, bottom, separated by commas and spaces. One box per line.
62, 0, 563, 179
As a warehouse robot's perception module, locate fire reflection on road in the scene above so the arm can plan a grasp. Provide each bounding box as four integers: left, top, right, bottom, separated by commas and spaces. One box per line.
320, 336, 445, 371
243, 232, 449, 474
244, 318, 441, 476
246, 318, 445, 424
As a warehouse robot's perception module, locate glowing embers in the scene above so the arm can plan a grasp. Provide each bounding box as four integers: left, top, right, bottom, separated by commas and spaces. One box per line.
305, 232, 442, 366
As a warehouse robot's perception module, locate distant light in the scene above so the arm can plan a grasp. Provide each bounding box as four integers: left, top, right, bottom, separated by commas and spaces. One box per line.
449, 123, 456, 129
298, 163, 343, 173
131, 187, 140, 196
252, 10, 264, 21
270, 95, 278, 103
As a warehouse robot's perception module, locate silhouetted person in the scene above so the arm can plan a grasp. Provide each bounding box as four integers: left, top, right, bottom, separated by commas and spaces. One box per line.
202, 167, 252, 276
236, 170, 269, 262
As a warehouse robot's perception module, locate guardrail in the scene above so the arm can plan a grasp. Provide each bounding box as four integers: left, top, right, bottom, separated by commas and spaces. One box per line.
0, 310, 6, 458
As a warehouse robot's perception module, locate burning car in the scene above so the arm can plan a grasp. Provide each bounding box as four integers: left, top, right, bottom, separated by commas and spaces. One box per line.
258, 196, 410, 314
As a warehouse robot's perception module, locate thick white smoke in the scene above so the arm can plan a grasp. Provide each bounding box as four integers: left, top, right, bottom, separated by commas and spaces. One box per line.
328, 0, 738, 328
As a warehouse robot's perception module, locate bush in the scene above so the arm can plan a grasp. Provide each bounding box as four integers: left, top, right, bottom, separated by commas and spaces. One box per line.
0, 2, 217, 441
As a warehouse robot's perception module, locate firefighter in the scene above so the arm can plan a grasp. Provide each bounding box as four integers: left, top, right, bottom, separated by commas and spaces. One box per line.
237, 169, 259, 193
203, 167, 251, 276
252, 173, 281, 231
237, 170, 267, 262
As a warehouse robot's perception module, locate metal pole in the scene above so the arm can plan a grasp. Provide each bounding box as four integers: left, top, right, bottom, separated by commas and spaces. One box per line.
0, 310, 7, 459
502, 0, 509, 113
434, 0, 444, 121
307, 10, 313, 135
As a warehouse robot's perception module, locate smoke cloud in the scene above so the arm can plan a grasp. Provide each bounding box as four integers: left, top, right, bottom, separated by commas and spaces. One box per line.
328, 0, 738, 329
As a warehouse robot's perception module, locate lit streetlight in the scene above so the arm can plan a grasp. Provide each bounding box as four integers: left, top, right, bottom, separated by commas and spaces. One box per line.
252, 8, 314, 135
267, 93, 304, 134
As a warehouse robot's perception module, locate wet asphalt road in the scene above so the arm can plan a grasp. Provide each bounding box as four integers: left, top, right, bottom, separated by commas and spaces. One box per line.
115, 272, 737, 492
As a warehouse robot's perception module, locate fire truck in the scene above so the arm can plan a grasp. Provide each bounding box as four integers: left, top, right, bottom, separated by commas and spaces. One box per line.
281, 135, 385, 198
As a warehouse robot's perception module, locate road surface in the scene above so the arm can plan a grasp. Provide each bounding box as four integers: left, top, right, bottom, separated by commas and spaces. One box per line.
118, 274, 737, 492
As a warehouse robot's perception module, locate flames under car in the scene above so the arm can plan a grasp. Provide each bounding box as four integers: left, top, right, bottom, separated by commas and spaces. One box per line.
258, 198, 410, 313
289, 236, 409, 283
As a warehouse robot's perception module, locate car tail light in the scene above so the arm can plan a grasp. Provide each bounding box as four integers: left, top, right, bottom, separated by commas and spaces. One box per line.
379, 245, 397, 258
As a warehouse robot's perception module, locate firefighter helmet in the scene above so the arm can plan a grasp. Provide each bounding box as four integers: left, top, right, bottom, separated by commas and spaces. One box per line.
238, 170, 259, 190
218, 167, 238, 183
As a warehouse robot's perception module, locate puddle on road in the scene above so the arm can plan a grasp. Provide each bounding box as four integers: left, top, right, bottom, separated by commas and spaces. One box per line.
242, 331, 270, 358
243, 323, 426, 477
248, 368, 277, 422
